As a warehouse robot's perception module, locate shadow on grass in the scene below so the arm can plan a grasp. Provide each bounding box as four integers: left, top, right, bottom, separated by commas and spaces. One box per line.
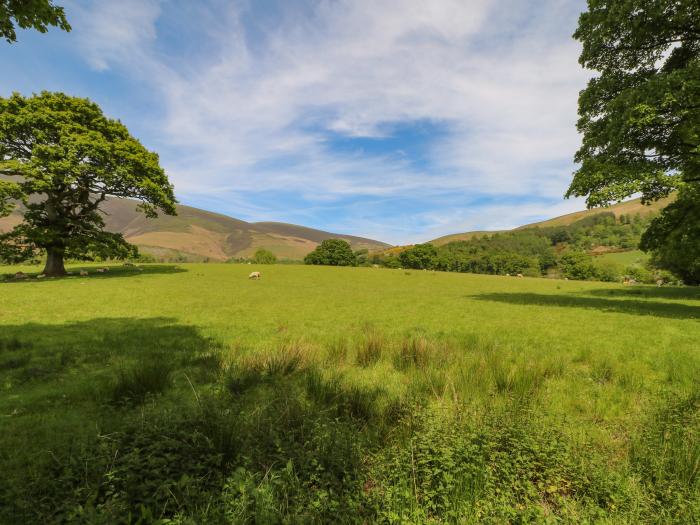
0, 317, 221, 399
0, 318, 389, 523
0, 264, 187, 284
473, 292, 700, 320
585, 286, 700, 302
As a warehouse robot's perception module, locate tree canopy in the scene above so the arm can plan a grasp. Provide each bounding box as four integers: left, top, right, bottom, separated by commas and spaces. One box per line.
0, 0, 70, 43
252, 248, 277, 264
0, 92, 176, 276
569, 0, 699, 205
304, 239, 357, 266
569, 0, 699, 282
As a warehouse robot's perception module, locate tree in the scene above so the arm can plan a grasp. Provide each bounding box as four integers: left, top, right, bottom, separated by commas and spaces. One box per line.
0, 92, 176, 276
1, 0, 70, 43
568, 1, 699, 280
252, 248, 277, 264
399, 243, 437, 270
640, 185, 700, 284
559, 252, 598, 281
304, 239, 357, 266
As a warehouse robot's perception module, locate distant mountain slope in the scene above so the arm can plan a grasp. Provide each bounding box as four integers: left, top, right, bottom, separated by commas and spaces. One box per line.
0, 197, 390, 261
429, 196, 674, 246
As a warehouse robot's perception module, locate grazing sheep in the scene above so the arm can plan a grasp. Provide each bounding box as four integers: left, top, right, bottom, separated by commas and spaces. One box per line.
80, 270, 89, 276
14, 272, 27, 280
37, 274, 46, 279
656, 279, 664, 287
516, 273, 524, 278
123, 262, 135, 267
249, 271, 261, 280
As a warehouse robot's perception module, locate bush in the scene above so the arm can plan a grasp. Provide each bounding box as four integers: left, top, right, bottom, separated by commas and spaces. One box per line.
399, 243, 437, 270
559, 251, 598, 280
304, 239, 357, 266
252, 248, 277, 264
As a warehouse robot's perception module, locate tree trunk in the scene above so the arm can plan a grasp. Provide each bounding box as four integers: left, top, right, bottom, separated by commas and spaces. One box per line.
43, 247, 66, 277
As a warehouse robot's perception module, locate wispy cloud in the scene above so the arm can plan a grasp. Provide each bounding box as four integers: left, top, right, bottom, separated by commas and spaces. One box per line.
55, 0, 589, 244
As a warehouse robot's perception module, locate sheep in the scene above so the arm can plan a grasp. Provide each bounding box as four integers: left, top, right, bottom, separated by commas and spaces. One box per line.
516, 273, 524, 278
14, 272, 27, 280
249, 271, 261, 280
80, 270, 89, 276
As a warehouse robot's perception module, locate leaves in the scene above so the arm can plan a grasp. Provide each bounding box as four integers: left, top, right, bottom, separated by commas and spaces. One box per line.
0, 92, 176, 267
0, 0, 70, 43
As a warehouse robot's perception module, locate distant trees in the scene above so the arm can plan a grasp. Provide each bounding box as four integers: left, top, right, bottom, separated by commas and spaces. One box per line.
304, 239, 357, 266
558, 252, 598, 281
369, 211, 681, 282
1, 0, 70, 43
0, 92, 176, 276
252, 248, 277, 264
399, 244, 437, 270
569, 0, 699, 282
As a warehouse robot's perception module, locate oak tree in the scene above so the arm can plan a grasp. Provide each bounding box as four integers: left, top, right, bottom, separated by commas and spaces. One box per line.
0, 92, 176, 276
568, 0, 699, 281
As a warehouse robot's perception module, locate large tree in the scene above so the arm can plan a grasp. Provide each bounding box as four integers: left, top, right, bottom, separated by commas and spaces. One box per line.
1, 0, 70, 43
568, 0, 699, 281
0, 92, 176, 276
304, 239, 357, 266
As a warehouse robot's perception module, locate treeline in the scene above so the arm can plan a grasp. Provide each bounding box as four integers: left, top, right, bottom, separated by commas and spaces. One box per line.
372, 212, 678, 283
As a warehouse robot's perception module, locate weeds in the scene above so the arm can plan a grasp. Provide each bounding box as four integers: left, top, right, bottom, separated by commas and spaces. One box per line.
356, 329, 384, 367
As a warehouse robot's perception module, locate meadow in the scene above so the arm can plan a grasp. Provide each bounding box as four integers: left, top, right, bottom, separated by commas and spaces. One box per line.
1, 263, 699, 523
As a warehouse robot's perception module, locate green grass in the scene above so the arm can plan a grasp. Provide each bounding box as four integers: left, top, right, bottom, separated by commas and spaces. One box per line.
595, 249, 650, 267
1, 263, 699, 523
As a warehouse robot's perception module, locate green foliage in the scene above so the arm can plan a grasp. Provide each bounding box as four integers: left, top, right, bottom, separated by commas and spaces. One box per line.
0, 0, 70, 43
569, 0, 699, 206
251, 248, 277, 264
399, 243, 438, 269
368, 409, 623, 523
630, 390, 700, 519
641, 186, 700, 284
0, 92, 176, 275
378, 212, 671, 282
569, 0, 700, 285
559, 251, 598, 280
304, 238, 357, 266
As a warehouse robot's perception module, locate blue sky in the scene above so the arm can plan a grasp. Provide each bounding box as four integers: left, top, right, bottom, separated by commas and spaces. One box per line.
0, 0, 591, 244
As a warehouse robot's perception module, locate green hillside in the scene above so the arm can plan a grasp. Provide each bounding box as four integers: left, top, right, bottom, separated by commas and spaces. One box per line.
430, 195, 674, 246
0, 197, 390, 261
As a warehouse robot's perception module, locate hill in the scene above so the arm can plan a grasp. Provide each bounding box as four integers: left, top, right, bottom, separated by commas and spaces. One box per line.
429, 195, 674, 246
0, 197, 390, 261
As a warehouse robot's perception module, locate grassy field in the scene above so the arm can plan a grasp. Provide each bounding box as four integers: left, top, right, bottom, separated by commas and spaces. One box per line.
594, 249, 650, 267
1, 263, 699, 523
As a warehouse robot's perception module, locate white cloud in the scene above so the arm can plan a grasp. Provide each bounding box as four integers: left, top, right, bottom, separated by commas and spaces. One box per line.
66, 0, 590, 243
67, 0, 162, 71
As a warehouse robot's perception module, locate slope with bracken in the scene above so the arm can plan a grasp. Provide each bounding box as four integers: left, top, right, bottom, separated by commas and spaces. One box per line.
0, 197, 390, 261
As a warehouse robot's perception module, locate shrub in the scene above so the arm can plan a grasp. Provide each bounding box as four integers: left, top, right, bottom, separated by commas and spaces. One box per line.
559, 251, 598, 280
304, 239, 357, 266
252, 248, 277, 264
399, 243, 437, 270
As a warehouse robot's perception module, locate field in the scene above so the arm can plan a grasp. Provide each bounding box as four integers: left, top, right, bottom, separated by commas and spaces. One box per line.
1, 263, 699, 523
594, 249, 650, 268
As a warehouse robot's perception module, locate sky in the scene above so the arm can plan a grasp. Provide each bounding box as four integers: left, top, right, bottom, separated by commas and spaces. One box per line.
0, 0, 592, 245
